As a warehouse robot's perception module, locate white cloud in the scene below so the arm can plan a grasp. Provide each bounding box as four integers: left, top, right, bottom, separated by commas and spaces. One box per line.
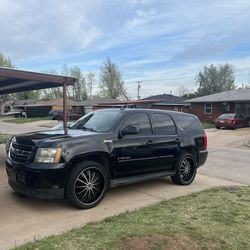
1, 0, 250, 99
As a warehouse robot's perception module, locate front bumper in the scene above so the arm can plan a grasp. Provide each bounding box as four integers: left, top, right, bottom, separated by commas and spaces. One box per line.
197, 150, 208, 167
216, 121, 235, 128
6, 158, 68, 199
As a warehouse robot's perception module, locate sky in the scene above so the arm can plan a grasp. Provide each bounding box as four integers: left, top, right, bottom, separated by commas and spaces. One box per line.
1, 0, 250, 99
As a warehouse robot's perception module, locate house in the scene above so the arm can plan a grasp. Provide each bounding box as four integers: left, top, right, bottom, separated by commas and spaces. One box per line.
4, 98, 80, 118
142, 94, 190, 112
185, 88, 250, 122
93, 99, 162, 110
72, 97, 119, 114
93, 94, 190, 112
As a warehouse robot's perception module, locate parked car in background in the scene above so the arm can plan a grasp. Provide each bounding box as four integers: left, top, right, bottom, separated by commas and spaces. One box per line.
215, 113, 247, 129
6, 109, 208, 209
1, 110, 26, 118
49, 110, 83, 121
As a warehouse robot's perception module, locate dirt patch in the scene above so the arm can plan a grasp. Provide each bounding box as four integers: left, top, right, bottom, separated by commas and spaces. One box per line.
119, 234, 200, 250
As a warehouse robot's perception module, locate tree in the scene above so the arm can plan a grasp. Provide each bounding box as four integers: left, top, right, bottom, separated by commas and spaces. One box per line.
0, 53, 15, 112
43, 66, 88, 101
196, 64, 236, 96
42, 69, 63, 99
177, 85, 191, 96
15, 91, 41, 100
0, 53, 15, 68
182, 93, 198, 99
99, 57, 126, 99
61, 65, 88, 101
86, 72, 95, 99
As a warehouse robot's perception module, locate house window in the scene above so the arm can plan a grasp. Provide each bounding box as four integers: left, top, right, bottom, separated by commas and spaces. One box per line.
222, 103, 230, 113
204, 103, 212, 114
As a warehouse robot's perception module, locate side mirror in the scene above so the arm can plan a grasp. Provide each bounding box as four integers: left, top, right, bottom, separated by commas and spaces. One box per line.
121, 125, 140, 137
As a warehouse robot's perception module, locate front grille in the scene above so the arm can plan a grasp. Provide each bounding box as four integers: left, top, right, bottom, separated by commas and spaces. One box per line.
9, 142, 34, 165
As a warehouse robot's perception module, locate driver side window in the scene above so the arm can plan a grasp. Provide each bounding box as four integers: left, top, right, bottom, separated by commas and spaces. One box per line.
122, 113, 152, 136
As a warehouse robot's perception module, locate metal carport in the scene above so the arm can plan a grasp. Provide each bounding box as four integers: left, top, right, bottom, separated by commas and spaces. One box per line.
0, 67, 76, 134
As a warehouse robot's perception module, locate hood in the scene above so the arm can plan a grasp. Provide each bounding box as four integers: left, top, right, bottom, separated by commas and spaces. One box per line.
14, 129, 98, 147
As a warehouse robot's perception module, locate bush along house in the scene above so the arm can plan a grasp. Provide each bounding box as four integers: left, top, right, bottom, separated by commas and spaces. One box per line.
185, 88, 250, 122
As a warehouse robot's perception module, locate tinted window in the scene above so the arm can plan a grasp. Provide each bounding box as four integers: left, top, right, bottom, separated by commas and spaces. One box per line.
152, 113, 176, 135
122, 113, 152, 135
71, 110, 123, 132
175, 114, 201, 131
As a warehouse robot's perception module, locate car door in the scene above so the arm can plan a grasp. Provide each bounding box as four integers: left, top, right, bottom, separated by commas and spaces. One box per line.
238, 115, 246, 127
112, 112, 156, 177
150, 112, 180, 170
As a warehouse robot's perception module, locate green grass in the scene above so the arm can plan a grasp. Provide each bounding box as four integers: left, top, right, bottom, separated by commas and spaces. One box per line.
0, 133, 10, 144
202, 122, 215, 129
3, 117, 50, 124
14, 186, 250, 250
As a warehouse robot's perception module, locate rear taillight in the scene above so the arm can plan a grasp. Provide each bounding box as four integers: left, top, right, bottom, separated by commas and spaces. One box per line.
203, 134, 207, 150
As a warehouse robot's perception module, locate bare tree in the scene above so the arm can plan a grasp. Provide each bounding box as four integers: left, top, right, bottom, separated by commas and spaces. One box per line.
99, 57, 127, 99
86, 72, 95, 99
43, 66, 88, 101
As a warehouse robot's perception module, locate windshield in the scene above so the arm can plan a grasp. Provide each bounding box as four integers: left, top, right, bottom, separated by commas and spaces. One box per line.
219, 114, 235, 119
70, 110, 123, 132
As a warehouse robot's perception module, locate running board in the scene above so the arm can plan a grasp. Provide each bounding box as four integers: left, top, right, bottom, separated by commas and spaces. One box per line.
110, 170, 176, 188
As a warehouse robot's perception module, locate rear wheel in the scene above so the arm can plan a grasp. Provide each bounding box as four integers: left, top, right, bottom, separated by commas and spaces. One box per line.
216, 126, 220, 129
66, 161, 109, 209
171, 152, 196, 185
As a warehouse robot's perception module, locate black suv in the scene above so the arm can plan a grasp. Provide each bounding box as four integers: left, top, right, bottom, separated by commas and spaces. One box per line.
5, 109, 208, 209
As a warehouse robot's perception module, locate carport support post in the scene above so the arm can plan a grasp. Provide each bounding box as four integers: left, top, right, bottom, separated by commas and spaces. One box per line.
63, 79, 68, 135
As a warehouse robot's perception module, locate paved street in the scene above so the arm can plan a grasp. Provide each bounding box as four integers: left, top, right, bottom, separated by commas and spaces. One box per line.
0, 127, 249, 250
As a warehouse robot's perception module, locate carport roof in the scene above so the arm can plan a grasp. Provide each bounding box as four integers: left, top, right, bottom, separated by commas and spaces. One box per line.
0, 67, 76, 95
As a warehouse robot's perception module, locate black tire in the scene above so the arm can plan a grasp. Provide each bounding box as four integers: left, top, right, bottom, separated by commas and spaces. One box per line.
216, 126, 220, 129
171, 152, 197, 185
66, 161, 109, 209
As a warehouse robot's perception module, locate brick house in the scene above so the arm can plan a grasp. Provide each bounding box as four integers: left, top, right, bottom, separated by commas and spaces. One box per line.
143, 94, 190, 112
185, 88, 250, 122
93, 94, 191, 112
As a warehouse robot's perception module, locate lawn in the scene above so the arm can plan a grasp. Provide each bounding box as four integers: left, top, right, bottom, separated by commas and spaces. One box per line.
14, 186, 250, 250
202, 122, 215, 129
2, 117, 50, 124
0, 133, 10, 144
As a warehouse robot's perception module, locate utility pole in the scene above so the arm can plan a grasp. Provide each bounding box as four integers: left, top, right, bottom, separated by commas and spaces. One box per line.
136, 80, 142, 100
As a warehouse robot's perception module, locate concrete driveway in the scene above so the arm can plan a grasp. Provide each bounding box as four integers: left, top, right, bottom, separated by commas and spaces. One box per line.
200, 127, 250, 185
0, 127, 249, 250
0, 119, 58, 134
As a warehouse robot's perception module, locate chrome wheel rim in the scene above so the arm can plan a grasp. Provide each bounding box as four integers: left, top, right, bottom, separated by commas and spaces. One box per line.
180, 158, 194, 182
74, 167, 105, 205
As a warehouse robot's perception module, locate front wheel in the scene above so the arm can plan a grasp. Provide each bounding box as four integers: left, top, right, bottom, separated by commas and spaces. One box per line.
66, 161, 109, 209
171, 153, 197, 185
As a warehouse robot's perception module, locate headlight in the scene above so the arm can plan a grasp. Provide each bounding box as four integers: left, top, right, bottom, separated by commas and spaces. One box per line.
35, 148, 62, 163
5, 137, 13, 153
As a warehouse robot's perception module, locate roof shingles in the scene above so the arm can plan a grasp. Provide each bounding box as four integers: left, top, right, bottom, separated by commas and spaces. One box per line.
185, 89, 250, 103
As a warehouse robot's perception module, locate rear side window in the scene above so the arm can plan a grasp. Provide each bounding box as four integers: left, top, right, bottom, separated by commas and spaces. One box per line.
152, 113, 176, 135
175, 114, 202, 131
122, 113, 152, 135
